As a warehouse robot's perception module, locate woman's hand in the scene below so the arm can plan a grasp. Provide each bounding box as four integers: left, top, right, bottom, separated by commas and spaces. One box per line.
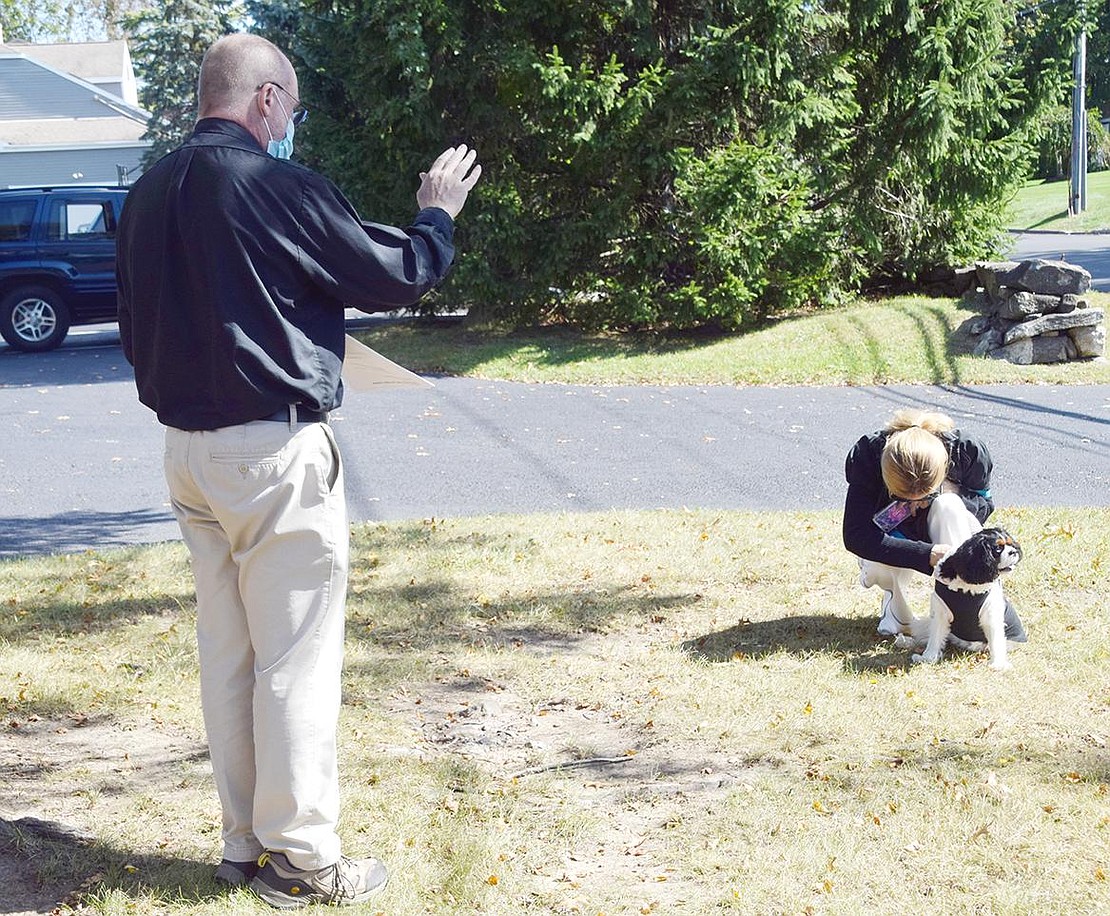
929, 544, 951, 567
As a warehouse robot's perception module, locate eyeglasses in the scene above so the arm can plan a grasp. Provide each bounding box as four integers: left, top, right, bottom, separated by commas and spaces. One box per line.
257, 81, 309, 127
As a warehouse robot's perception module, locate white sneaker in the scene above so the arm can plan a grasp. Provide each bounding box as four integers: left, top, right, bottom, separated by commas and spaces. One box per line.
875, 590, 911, 636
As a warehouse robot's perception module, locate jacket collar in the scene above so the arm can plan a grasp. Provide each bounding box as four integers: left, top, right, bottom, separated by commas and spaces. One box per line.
190, 118, 265, 153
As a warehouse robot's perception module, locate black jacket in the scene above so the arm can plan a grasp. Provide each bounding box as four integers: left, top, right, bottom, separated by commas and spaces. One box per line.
117, 118, 455, 430
842, 429, 995, 575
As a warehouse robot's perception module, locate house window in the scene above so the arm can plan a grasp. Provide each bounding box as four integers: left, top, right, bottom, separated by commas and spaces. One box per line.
46, 200, 116, 240
0, 199, 37, 242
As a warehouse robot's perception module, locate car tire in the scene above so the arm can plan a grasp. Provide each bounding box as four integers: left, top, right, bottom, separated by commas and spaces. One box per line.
0, 285, 72, 352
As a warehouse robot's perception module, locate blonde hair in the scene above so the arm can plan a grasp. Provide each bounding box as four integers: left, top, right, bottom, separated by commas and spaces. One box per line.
880, 409, 954, 498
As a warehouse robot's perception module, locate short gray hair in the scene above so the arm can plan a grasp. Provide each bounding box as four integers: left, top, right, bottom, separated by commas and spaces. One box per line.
198, 33, 291, 111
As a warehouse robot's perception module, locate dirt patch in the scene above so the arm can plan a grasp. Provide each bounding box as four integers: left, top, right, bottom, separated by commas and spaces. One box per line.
1, 630, 752, 912
384, 632, 758, 909
0, 715, 206, 914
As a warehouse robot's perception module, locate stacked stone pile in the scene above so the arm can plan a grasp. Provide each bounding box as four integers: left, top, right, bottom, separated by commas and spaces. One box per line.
962, 259, 1105, 365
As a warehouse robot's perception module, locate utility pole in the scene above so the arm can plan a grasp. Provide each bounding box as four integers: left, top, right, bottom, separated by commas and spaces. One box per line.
1070, 23, 1088, 216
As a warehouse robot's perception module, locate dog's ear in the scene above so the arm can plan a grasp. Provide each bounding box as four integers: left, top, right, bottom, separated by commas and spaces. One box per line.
937, 552, 960, 579
956, 531, 1001, 585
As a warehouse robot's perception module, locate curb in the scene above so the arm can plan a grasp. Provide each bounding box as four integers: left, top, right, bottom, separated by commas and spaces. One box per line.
1008, 228, 1110, 236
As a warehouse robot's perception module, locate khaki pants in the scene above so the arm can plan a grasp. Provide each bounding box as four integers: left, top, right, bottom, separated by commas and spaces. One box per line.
164, 420, 348, 870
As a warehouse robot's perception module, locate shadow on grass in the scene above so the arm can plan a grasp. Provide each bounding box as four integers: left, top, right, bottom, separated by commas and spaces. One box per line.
0, 825, 232, 913
357, 321, 717, 377
682, 613, 911, 672
813, 297, 968, 386
836, 299, 966, 385
911, 301, 964, 385
1023, 210, 1070, 231
0, 590, 194, 643
348, 576, 700, 651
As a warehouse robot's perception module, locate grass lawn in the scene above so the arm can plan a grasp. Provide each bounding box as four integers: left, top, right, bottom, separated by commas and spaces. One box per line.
1008, 171, 1110, 233
353, 295, 1110, 387
2, 509, 1108, 914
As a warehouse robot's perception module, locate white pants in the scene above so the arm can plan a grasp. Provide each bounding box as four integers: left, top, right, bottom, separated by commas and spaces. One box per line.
858, 492, 969, 623
164, 420, 348, 871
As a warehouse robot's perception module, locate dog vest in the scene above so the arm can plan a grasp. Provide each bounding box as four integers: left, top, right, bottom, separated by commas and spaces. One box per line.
934, 582, 1028, 643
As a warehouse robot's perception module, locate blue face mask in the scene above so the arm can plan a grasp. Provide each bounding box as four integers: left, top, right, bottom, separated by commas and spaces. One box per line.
265, 96, 295, 160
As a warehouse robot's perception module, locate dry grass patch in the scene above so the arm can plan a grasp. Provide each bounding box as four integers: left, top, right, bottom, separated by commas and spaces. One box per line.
1, 509, 1108, 914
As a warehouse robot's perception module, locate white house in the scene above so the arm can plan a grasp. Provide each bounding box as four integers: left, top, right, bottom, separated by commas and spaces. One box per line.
0, 34, 151, 188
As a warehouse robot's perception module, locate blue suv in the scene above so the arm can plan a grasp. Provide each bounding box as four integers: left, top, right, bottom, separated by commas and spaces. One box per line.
0, 186, 129, 351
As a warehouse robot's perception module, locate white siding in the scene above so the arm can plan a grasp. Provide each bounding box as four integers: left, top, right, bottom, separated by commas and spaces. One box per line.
0, 145, 145, 187
0, 55, 124, 119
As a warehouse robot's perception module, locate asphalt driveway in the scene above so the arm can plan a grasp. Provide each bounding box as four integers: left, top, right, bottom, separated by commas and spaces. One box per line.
2, 329, 1107, 558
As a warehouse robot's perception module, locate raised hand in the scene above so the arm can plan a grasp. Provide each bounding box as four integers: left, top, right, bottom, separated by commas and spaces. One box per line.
417, 145, 482, 219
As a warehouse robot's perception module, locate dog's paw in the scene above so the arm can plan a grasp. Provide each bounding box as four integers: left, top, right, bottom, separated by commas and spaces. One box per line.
989, 658, 1013, 672
911, 652, 941, 665
893, 634, 916, 649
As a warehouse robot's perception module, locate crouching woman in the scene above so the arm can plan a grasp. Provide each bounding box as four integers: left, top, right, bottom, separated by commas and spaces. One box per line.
842, 408, 1024, 639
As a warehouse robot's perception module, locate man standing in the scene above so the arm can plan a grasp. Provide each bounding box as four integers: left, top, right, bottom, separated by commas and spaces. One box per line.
116, 32, 480, 908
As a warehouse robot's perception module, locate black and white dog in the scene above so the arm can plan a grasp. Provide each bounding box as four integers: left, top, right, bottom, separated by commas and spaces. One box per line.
895, 499, 1025, 670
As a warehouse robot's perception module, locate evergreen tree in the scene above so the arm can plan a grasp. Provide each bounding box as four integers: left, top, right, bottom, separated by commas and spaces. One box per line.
124, 0, 241, 165
257, 0, 1080, 328
1083, 3, 1109, 117
1, 0, 144, 41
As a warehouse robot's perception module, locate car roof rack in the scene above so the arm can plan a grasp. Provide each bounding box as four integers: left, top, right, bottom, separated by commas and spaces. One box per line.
0, 185, 129, 192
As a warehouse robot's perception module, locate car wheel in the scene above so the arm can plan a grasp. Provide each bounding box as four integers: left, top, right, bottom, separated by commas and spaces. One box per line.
0, 285, 72, 352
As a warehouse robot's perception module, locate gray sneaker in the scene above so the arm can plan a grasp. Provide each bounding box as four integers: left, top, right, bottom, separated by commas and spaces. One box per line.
249, 851, 388, 909
214, 858, 259, 887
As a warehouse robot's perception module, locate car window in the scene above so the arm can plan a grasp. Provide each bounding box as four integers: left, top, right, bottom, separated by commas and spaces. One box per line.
46, 200, 116, 241
0, 198, 37, 242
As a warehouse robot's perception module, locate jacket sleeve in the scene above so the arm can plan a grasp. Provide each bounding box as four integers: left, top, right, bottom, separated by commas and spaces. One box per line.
295, 174, 456, 311
842, 434, 934, 575
946, 432, 995, 523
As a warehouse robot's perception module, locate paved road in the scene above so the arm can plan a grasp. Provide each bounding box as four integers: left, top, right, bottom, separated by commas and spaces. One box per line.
2, 325, 1107, 558
1008, 231, 1110, 289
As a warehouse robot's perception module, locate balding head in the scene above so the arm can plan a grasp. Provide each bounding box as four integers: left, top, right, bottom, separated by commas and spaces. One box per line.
199, 34, 293, 112
197, 34, 299, 151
